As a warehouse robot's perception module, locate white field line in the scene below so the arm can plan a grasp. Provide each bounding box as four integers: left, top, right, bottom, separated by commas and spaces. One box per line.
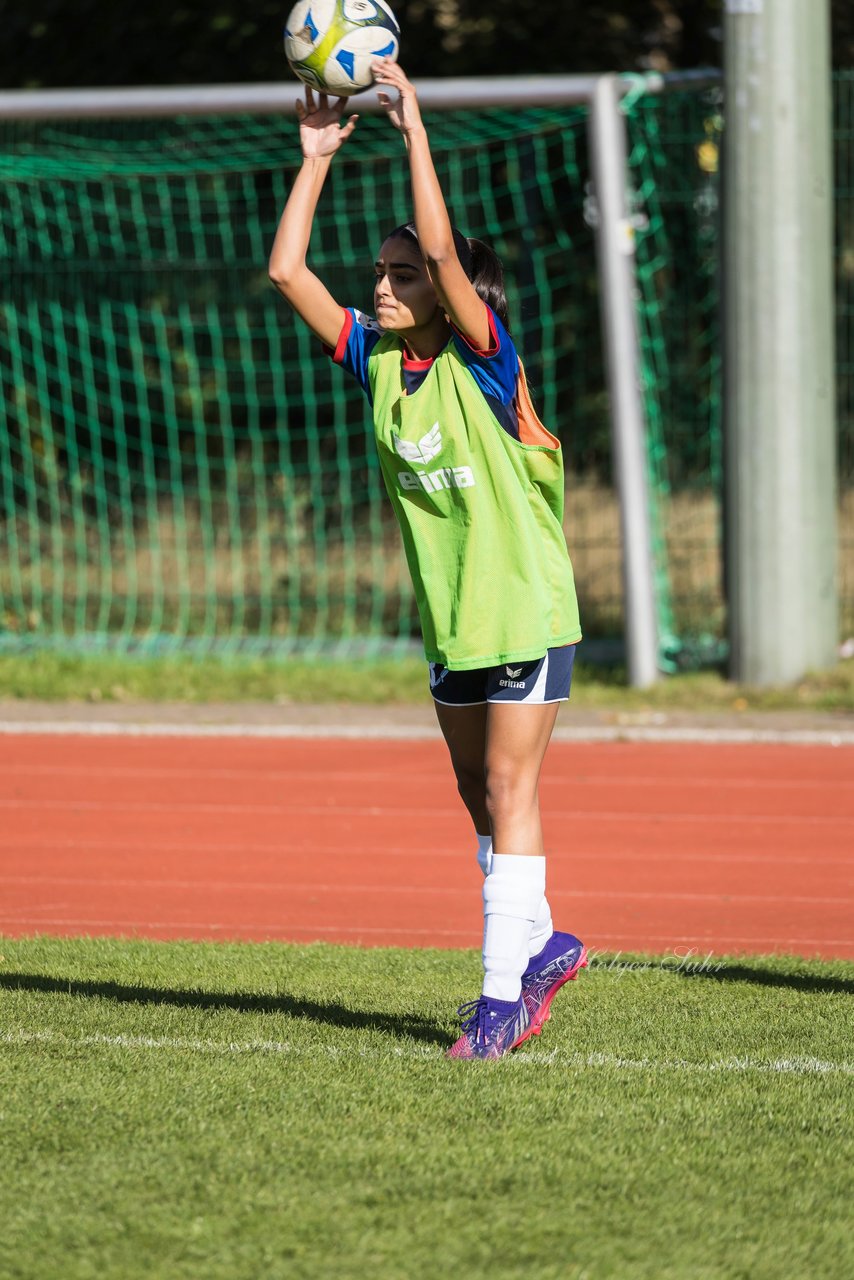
0, 916, 475, 939
1, 1025, 851, 1075
1, 834, 851, 868
1, 918, 852, 952
1, 761, 850, 793
0, 797, 850, 826
0, 720, 853, 746
1, 875, 850, 908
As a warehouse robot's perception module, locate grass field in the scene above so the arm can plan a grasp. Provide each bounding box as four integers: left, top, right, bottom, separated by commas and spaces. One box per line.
1, 651, 854, 713
2, 936, 852, 1280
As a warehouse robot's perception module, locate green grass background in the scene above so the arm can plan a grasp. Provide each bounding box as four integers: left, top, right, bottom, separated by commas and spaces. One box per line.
2, 936, 852, 1280
1, 652, 854, 711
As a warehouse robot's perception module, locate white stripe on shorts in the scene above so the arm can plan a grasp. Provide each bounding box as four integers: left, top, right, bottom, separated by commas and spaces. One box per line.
528, 651, 550, 702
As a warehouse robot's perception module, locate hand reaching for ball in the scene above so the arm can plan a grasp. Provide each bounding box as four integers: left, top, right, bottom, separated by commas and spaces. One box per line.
295, 88, 359, 158
372, 60, 425, 137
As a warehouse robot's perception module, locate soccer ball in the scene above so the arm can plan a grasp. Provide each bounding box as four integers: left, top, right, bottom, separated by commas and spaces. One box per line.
284, 0, 400, 97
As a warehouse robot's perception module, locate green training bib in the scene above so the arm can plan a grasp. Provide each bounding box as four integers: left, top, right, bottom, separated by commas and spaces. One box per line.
368, 334, 582, 670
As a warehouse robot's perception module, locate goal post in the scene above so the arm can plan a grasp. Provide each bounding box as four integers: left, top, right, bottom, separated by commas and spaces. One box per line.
0, 73, 721, 681
723, 0, 838, 684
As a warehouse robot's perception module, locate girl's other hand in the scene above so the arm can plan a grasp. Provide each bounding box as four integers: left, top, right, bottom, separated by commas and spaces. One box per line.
295, 87, 359, 158
373, 60, 425, 136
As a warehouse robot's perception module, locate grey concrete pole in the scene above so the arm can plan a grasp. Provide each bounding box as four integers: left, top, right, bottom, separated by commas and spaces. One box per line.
724, 0, 838, 684
589, 75, 659, 688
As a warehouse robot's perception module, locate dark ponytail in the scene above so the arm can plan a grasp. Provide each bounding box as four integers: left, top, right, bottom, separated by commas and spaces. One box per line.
386, 222, 511, 330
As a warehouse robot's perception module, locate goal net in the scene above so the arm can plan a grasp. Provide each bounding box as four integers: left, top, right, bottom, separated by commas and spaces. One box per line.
0, 88, 723, 662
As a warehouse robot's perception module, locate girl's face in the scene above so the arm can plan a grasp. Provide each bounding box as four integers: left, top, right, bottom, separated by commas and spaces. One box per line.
373, 236, 441, 333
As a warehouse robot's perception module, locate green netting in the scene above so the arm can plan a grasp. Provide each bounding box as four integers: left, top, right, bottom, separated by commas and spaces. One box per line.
0, 105, 599, 657
1, 86, 842, 662
626, 85, 726, 668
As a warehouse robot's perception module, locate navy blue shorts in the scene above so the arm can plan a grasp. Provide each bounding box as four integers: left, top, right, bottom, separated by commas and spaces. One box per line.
428, 644, 577, 707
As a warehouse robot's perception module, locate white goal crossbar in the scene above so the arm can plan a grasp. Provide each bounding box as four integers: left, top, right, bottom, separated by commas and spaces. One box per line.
0, 71, 718, 119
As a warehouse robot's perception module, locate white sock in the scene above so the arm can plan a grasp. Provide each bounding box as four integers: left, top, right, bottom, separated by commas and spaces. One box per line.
482, 854, 546, 1002
528, 896, 554, 960
475, 833, 493, 877
475, 836, 553, 959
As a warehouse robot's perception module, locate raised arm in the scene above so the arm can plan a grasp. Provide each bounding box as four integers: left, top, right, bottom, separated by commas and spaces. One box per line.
268, 89, 359, 348
373, 60, 491, 352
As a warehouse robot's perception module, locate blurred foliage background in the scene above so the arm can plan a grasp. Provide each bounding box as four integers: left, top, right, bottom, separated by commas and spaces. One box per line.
0, 0, 817, 89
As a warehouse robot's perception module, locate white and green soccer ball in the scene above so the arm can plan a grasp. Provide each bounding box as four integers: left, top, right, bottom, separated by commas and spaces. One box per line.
284, 0, 400, 97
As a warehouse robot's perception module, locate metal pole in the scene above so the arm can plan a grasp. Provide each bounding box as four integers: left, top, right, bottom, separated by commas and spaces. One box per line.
723, 0, 837, 684
0, 71, 721, 121
0, 76, 607, 120
588, 74, 659, 687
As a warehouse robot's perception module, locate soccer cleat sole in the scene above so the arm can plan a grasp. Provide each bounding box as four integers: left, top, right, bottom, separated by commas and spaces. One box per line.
528, 945, 589, 1036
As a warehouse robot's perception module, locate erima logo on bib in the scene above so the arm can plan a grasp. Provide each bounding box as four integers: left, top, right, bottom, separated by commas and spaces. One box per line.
394, 423, 442, 465
398, 467, 475, 492
393, 422, 476, 493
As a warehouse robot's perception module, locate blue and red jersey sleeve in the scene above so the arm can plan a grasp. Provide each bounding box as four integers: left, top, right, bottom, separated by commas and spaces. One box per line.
449, 308, 520, 437
449, 306, 517, 404
326, 302, 521, 437
324, 307, 384, 399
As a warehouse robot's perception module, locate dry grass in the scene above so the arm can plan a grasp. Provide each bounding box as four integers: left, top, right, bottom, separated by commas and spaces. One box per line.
2, 484, 851, 644
567, 480, 725, 638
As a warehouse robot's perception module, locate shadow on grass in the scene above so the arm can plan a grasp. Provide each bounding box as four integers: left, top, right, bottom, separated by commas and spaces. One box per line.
581, 954, 854, 996
0, 972, 449, 1046
673, 962, 854, 996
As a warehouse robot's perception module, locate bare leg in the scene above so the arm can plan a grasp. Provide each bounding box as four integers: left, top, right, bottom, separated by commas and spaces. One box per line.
484, 702, 560, 856
433, 701, 489, 835
433, 698, 560, 852
437, 698, 562, 1009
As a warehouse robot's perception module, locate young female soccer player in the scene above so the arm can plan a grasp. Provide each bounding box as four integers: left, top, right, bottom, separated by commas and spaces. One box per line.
269, 61, 587, 1059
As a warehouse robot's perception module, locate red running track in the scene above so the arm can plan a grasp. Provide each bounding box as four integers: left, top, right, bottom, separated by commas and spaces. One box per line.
1, 734, 852, 959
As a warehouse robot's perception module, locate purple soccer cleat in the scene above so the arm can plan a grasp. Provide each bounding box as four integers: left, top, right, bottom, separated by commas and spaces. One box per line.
446, 994, 533, 1060
521, 931, 588, 1035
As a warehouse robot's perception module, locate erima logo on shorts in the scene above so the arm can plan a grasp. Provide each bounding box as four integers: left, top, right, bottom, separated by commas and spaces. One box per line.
499, 664, 526, 689
393, 422, 476, 493
428, 663, 449, 688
